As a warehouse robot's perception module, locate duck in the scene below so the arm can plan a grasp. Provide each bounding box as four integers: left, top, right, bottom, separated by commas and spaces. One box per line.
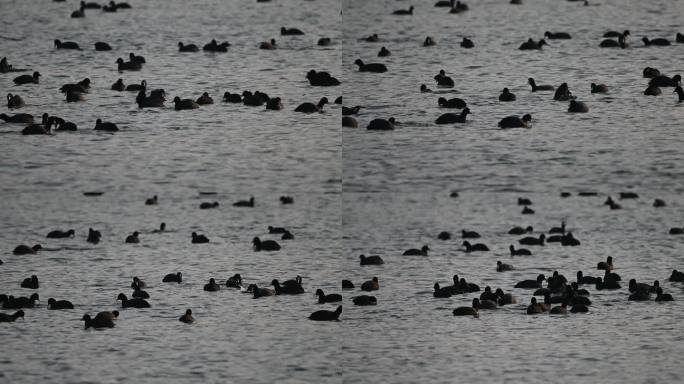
195, 92, 214, 105
519, 38, 547, 50
378, 46, 391, 56
561, 232, 580, 246
435, 0, 454, 6
132, 286, 149, 299
568, 100, 589, 113
191, 232, 209, 244
437, 231, 451, 240
361, 277, 379, 291
7, 93, 26, 109
342, 106, 361, 116
272, 279, 304, 295
591, 83, 608, 93
22, 113, 53, 135
353, 295, 377, 306
0, 112, 32, 123
46, 229, 74, 238
643, 67, 660, 78
595, 276, 620, 290
281, 27, 304, 35
435, 108, 470, 124
509, 245, 531, 256
47, 298, 73, 310
496, 261, 513, 272
549, 221, 566, 234
359, 254, 384, 265
528, 78, 554, 92
223, 274, 242, 288
94, 118, 118, 132
129, 52, 145, 64
251, 284, 275, 299
117, 293, 150, 308
642, 37, 670, 46
354, 59, 387, 73
655, 287, 674, 302
508, 225, 533, 235
253, 237, 280, 251
403, 245, 429, 256
295, 97, 328, 113
674, 86, 684, 102
678, 33, 684, 43
499, 88, 516, 101
21, 275, 39, 289
549, 302, 568, 314
223, 92, 242, 103
102, 2, 117, 12
144, 195, 158, 205
434, 70, 454, 87
13, 244, 42, 255
576, 271, 599, 285
604, 196, 621, 209
82, 312, 115, 328
604, 30, 630, 38
363, 33, 379, 42
60, 78, 90, 94
200, 201, 219, 209
130, 277, 146, 290
0, 310, 24, 322
259, 38, 276, 50
392, 5, 414, 15
499, 113, 532, 129
526, 297, 545, 314
515, 274, 546, 289
643, 85, 661, 97
553, 83, 574, 101
597, 256, 613, 271
316, 289, 342, 303
54, 39, 80, 50
519, 234, 545, 245
71, 4, 85, 18
203, 278, 220, 292
309, 305, 342, 321
2, 293, 39, 309
233, 197, 254, 207
342, 280, 355, 289
453, 298, 479, 317
670, 269, 684, 282
173, 96, 200, 110
86, 228, 101, 244
544, 31, 571, 39
317, 37, 331, 46
495, 289, 517, 305
433, 283, 452, 298
462, 241, 489, 252
241, 91, 263, 106
13, 71, 41, 86
203, 39, 230, 52
111, 79, 125, 91
420, 84, 432, 93
125, 232, 140, 244
438, 97, 467, 108
267, 226, 287, 234
306, 70, 340, 86
179, 309, 194, 323
163, 272, 182, 283
116, 58, 141, 71
94, 42, 112, 51
178, 42, 199, 52
628, 289, 651, 301
669, 227, 684, 235
599, 33, 628, 48
366, 118, 395, 130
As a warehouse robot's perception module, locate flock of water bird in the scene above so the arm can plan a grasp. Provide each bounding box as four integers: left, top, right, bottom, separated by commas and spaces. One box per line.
2, 0, 684, 328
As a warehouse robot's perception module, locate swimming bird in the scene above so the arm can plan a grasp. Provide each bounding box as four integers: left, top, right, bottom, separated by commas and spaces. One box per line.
528, 78, 554, 92
522, 206, 535, 214
200, 201, 219, 209
86, 228, 101, 244
453, 298, 479, 317
515, 274, 546, 289
519, 234, 545, 245
144, 195, 158, 206
462, 241, 489, 252
433, 283, 452, 298
434, 70, 454, 87
0, 310, 24, 322
674, 86, 683, 102
253, 237, 280, 251
13, 71, 41, 85
561, 232, 580, 246
316, 289, 342, 303
163, 272, 182, 283
47, 298, 74, 310
204, 278, 220, 292
0, 112, 32, 124
111, 79, 125, 91
54, 40, 80, 50
94, 42, 111, 51
7, 93, 25, 109
342, 106, 361, 116
597, 256, 613, 271
591, 83, 608, 93
643, 67, 660, 78
437, 231, 451, 240
354, 59, 387, 73
132, 285, 149, 299
595, 276, 620, 290
545, 31, 571, 39
460, 37, 474, 48
366, 118, 395, 130
46, 229, 74, 238
60, 78, 90, 94
317, 37, 331, 46
116, 58, 141, 71
508, 225, 533, 235
549, 221, 566, 234
203, 39, 230, 52
179, 309, 194, 323
393, 5, 414, 15
671, 269, 684, 282
499, 88, 516, 101
129, 52, 145, 64
519, 38, 547, 50
649, 74, 681, 88
642, 37, 670, 46
435, 108, 470, 124
250, 284, 275, 299
225, 274, 242, 288
191, 232, 209, 244
125, 232, 140, 244
438, 97, 467, 108
554, 83, 574, 101
223, 92, 242, 103
361, 277, 379, 291
3, 293, 39, 309
21, 275, 39, 289
403, 245, 429, 256
309, 305, 342, 321
655, 287, 674, 302
82, 312, 117, 328
94, 118, 118, 132
65, 91, 84, 102
281, 27, 304, 35
378, 46, 391, 56
233, 197, 254, 207
117, 293, 150, 308
420, 84, 432, 93
13, 244, 41, 255
71, 4, 85, 18
259, 39, 276, 50
195, 92, 213, 105
509, 245, 531, 256
568, 100, 588, 113
178, 42, 199, 52
353, 295, 377, 306
173, 96, 199, 110
272, 279, 304, 295
363, 33, 379, 42
677, 33, 684, 43
22, 113, 52, 135
306, 70, 340, 86
600, 34, 627, 48
295, 97, 328, 113
360, 254, 384, 265
497, 261, 513, 272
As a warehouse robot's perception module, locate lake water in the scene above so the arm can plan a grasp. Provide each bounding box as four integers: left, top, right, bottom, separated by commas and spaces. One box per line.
1, 0, 684, 383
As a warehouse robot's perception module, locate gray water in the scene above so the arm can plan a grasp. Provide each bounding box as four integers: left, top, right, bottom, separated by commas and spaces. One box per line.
1, 0, 684, 383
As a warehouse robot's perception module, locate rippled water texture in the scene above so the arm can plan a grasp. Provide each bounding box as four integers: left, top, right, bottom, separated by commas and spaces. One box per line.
1, 0, 684, 383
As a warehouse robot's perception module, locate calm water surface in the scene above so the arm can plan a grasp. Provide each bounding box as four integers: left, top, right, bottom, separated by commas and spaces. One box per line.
1, 0, 684, 383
